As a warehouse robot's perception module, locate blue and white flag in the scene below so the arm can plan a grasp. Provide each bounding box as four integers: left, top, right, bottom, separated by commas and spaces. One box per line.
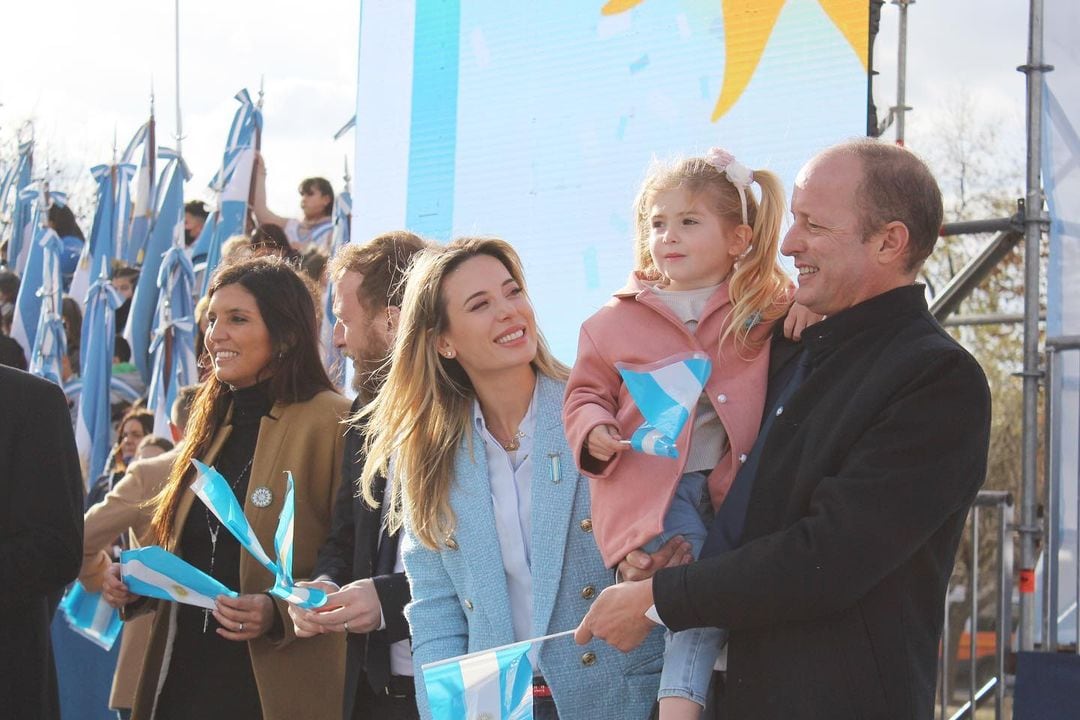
9, 185, 49, 357
321, 183, 352, 389
146, 243, 198, 437
190, 461, 327, 609
120, 118, 156, 266
69, 163, 135, 307
28, 228, 67, 386
422, 638, 537, 720
121, 545, 239, 609
199, 89, 262, 295
76, 259, 123, 483
5, 140, 34, 274
125, 148, 190, 384
58, 581, 122, 651
617, 353, 712, 459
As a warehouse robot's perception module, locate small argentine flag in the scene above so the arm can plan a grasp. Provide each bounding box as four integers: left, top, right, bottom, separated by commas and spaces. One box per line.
617, 352, 712, 458
421, 630, 575, 720
58, 581, 122, 651
190, 460, 327, 609
121, 545, 239, 609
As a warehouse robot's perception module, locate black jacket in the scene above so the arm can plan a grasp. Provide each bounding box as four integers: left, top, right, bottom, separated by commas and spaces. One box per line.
654, 285, 991, 719
312, 397, 411, 720
0, 367, 84, 720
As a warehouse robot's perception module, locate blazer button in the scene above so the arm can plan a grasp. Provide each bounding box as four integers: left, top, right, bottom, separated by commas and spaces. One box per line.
739, 453, 748, 463
581, 585, 596, 600
445, 536, 459, 550
463, 599, 474, 611
579, 518, 593, 533
581, 651, 597, 666
717, 393, 727, 404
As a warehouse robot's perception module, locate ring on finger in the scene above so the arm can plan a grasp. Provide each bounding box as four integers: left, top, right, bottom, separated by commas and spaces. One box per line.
343, 619, 349, 632
239, 622, 244, 632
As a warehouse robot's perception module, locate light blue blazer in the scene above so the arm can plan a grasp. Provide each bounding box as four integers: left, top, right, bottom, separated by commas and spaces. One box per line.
403, 375, 664, 720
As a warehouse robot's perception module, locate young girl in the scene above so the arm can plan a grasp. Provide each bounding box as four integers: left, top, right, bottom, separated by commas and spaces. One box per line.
564, 148, 798, 719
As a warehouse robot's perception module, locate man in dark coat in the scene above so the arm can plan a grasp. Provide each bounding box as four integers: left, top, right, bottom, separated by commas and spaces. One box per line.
576, 140, 992, 720
0, 366, 84, 720
289, 231, 428, 720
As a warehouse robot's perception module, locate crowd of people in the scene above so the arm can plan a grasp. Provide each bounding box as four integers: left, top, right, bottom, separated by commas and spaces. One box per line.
1, 138, 991, 720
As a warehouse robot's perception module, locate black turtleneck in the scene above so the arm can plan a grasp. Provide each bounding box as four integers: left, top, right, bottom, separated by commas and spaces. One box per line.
157, 382, 273, 720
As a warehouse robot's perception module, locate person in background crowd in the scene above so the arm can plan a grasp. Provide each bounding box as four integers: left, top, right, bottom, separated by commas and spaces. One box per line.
0, 366, 84, 720
112, 266, 140, 331
81, 383, 199, 720
0, 269, 19, 336
61, 296, 82, 372
300, 246, 329, 287
289, 231, 429, 720
102, 256, 350, 720
184, 200, 210, 247
249, 223, 301, 262
111, 335, 146, 401
47, 203, 86, 293
252, 153, 334, 253
0, 333, 27, 369
88, 408, 154, 508
361, 238, 665, 720
135, 435, 174, 460
576, 140, 993, 720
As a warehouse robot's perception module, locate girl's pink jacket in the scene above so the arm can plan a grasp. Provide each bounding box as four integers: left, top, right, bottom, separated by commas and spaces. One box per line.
564, 273, 774, 567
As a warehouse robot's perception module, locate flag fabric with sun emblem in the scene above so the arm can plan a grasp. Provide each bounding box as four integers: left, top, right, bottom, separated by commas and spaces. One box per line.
190, 461, 328, 609
121, 545, 239, 609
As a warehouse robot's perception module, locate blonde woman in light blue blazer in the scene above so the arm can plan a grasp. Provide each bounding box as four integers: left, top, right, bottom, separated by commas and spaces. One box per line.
359, 238, 664, 720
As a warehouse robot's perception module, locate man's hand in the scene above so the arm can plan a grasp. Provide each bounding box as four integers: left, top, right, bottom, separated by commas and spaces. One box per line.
617, 535, 693, 582
783, 302, 825, 342
288, 580, 340, 637
302, 579, 383, 635
574, 578, 657, 652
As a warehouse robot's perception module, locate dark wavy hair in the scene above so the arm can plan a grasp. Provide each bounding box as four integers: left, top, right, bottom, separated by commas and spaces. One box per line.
151, 256, 334, 544
48, 203, 86, 242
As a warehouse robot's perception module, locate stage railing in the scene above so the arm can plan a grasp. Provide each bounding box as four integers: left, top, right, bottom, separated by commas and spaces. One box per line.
939, 490, 1014, 720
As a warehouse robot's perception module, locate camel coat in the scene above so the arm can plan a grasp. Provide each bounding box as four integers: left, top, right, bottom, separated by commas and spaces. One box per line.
129, 390, 350, 720
81, 448, 180, 710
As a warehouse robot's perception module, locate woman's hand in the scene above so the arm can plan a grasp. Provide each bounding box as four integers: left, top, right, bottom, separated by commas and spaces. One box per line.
587, 424, 625, 462
288, 580, 340, 638
102, 562, 138, 608
213, 593, 275, 641
783, 303, 825, 342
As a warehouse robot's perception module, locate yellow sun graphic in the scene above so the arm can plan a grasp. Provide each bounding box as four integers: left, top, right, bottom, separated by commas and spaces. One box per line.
602, 0, 868, 121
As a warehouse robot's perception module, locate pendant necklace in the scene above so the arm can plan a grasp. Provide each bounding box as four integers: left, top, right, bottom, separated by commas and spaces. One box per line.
499, 430, 526, 452
202, 455, 255, 632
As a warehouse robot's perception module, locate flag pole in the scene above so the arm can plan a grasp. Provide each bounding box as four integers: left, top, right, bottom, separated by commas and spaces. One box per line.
419, 629, 577, 672
174, 0, 183, 161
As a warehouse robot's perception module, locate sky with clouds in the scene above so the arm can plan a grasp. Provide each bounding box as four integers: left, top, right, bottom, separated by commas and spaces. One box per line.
0, 0, 1031, 223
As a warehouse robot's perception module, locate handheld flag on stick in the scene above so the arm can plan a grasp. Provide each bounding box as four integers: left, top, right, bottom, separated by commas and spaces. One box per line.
58, 581, 122, 651
421, 630, 575, 720
616, 353, 712, 459
190, 460, 327, 609
121, 545, 239, 609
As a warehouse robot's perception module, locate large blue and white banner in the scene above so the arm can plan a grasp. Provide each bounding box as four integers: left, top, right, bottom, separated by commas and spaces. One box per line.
1043, 0, 1080, 645
352, 0, 868, 361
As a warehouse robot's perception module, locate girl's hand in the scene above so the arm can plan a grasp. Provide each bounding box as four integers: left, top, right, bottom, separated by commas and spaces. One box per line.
784, 303, 825, 342
102, 562, 138, 608
587, 424, 625, 462
213, 593, 275, 641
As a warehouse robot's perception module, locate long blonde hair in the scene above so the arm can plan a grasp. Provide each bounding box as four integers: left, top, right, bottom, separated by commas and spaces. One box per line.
633, 155, 791, 351
358, 237, 568, 549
